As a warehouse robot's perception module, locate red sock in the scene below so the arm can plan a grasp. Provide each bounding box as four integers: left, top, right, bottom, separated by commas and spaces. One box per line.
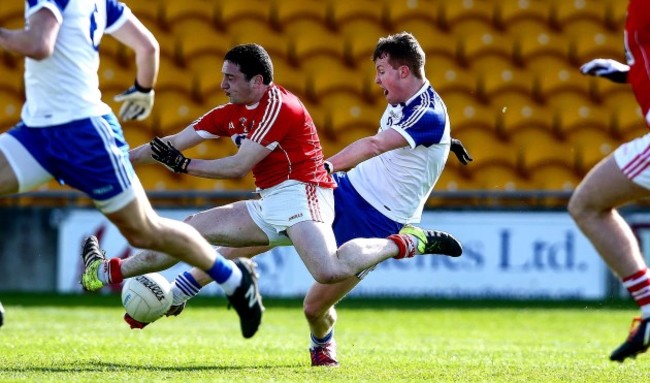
622, 268, 650, 310
388, 234, 416, 259
106, 257, 124, 284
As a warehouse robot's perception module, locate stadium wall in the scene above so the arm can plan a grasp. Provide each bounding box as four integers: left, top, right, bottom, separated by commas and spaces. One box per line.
0, 207, 638, 299
49, 208, 608, 299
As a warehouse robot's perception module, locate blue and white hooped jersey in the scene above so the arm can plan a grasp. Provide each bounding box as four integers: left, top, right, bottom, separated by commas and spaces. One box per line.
22, 0, 131, 126
347, 80, 451, 224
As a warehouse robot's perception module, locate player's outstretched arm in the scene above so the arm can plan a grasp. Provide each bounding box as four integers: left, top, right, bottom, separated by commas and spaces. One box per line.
580, 58, 629, 84
325, 129, 408, 173
110, 14, 159, 121
130, 125, 204, 165
151, 137, 271, 179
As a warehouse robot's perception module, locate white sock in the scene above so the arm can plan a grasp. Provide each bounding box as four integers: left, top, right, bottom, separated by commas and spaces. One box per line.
219, 261, 243, 296
96, 262, 110, 284
407, 234, 423, 255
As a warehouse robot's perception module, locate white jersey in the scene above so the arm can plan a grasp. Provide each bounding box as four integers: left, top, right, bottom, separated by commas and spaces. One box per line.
347, 81, 450, 224
22, 0, 131, 126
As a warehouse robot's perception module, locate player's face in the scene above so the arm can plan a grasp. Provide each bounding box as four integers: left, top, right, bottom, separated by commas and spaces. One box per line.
221, 61, 257, 105
374, 55, 406, 106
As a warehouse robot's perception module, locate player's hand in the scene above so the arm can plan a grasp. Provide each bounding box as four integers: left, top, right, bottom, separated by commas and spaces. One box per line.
450, 138, 473, 166
580, 58, 629, 84
150, 137, 191, 173
114, 84, 155, 121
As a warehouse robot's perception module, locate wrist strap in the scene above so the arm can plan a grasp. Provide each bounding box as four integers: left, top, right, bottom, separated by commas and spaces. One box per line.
134, 80, 153, 93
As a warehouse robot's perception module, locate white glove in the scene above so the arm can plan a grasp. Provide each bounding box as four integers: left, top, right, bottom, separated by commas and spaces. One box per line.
114, 85, 155, 121
580, 58, 629, 83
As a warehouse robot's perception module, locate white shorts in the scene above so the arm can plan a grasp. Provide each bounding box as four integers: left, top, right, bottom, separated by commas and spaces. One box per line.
245, 180, 335, 246
614, 132, 650, 189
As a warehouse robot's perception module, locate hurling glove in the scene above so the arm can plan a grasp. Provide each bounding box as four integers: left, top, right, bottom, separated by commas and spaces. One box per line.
450, 138, 473, 166
580, 58, 629, 84
114, 81, 155, 121
150, 137, 191, 173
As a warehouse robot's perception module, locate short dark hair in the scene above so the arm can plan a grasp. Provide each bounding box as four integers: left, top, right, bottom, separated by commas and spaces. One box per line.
224, 43, 274, 85
372, 32, 425, 80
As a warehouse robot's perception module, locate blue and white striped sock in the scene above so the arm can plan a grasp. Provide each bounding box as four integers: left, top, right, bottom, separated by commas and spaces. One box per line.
171, 271, 202, 306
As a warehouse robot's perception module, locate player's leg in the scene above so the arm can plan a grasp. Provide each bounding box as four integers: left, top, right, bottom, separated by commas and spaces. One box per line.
291, 221, 462, 284
94, 198, 268, 337
115, 199, 276, 331
304, 278, 359, 367
167, 245, 271, 311
568, 140, 650, 362
108, 201, 271, 283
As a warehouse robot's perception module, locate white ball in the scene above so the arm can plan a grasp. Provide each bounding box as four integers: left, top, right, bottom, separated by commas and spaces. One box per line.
121, 273, 173, 323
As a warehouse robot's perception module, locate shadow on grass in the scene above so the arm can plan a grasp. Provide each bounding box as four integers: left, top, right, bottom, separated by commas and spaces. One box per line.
0, 360, 303, 372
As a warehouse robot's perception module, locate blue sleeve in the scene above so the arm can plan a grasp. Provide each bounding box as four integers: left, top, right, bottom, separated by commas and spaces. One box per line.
105, 0, 126, 29
27, 0, 69, 14
399, 100, 447, 147
27, 0, 69, 11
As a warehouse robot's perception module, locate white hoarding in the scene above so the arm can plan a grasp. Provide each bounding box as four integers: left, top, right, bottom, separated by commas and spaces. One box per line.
57, 209, 606, 298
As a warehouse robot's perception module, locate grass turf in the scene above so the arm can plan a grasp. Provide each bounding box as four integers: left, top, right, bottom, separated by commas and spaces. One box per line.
0, 294, 648, 382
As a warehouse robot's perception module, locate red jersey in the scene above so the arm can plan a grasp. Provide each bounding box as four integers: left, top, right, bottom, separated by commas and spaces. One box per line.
191, 84, 336, 190
625, 0, 650, 123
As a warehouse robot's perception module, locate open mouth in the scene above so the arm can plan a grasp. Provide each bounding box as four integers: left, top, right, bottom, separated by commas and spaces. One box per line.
383, 88, 388, 96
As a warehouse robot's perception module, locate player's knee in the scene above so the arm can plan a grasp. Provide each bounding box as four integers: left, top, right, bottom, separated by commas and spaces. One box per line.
567, 196, 582, 221
568, 194, 592, 223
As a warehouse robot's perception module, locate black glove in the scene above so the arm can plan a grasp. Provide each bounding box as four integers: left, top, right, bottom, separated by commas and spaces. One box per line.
323, 160, 334, 174
580, 58, 629, 84
150, 137, 191, 173
450, 138, 473, 166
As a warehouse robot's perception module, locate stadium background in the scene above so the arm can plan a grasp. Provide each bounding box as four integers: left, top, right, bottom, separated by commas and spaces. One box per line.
0, 0, 644, 297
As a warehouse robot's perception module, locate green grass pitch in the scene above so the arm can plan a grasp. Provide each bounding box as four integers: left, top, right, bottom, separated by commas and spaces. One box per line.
1, 294, 649, 382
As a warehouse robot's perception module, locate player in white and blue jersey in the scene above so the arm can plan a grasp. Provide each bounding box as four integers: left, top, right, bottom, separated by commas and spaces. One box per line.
0, 0, 263, 337
303, 32, 462, 366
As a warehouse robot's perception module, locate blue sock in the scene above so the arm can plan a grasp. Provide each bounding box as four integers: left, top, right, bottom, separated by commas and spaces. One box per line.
205, 257, 234, 284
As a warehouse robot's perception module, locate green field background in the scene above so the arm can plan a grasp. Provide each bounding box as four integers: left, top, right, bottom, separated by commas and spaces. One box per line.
0, 294, 648, 382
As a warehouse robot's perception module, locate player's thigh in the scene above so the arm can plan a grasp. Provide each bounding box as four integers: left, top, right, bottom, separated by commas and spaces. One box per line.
184, 200, 270, 247
288, 220, 338, 276
572, 152, 650, 212
103, 186, 160, 242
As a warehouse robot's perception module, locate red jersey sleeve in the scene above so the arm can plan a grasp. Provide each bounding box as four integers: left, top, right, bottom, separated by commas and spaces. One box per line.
191, 105, 232, 139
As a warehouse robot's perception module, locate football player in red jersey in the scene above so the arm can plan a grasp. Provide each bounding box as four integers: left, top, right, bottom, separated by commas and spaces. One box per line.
569, 0, 650, 363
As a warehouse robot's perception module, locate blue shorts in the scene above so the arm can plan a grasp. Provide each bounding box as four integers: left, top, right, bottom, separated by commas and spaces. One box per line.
0, 114, 138, 212
332, 172, 403, 246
